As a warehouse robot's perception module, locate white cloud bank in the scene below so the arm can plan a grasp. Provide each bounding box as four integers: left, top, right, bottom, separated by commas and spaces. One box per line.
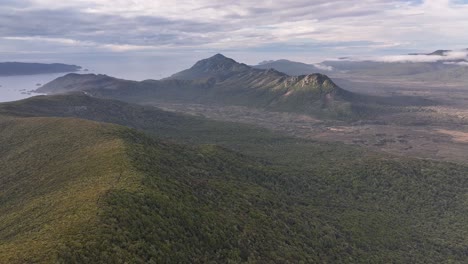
444, 61, 468, 66
368, 50, 468, 63
313, 64, 334, 71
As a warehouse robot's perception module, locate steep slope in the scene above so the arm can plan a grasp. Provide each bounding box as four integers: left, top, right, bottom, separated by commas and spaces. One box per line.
0, 95, 467, 262
253, 59, 333, 76
0, 62, 81, 76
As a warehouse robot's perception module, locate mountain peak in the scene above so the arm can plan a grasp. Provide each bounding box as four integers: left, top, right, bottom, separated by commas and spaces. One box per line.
193, 53, 241, 69
167, 54, 251, 80
210, 53, 228, 60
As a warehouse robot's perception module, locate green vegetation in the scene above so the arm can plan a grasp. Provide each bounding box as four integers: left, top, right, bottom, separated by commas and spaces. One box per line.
0, 116, 139, 263
0, 94, 467, 263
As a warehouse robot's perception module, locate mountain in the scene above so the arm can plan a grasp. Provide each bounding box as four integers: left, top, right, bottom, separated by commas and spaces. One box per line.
37, 54, 435, 121
1, 94, 467, 263
253, 59, 333, 76
38, 54, 362, 119
0, 62, 81, 76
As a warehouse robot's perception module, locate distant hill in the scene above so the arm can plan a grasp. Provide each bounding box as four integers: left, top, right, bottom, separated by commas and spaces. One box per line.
0, 62, 81, 76
1, 94, 467, 263
253, 59, 333, 76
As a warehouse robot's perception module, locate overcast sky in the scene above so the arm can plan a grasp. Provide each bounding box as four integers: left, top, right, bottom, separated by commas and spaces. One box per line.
1, 0, 468, 71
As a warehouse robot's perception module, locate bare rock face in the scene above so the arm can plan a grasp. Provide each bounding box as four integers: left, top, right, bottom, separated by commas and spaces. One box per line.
299, 74, 331, 87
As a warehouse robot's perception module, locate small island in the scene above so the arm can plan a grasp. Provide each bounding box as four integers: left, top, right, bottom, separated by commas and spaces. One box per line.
0, 62, 81, 76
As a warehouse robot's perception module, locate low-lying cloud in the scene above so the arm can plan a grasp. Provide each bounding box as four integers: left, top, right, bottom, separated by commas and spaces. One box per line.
339, 50, 468, 64
444, 61, 468, 66
375, 50, 468, 63
313, 64, 334, 71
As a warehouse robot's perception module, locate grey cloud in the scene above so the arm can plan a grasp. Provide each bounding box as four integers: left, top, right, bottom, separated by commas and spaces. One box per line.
1, 0, 468, 59
0, 7, 227, 48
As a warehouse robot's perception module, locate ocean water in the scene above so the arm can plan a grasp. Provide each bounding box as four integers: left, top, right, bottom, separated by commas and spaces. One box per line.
0, 73, 63, 103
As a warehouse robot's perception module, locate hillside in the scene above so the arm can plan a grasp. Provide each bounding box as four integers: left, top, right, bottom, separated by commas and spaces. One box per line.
0, 116, 138, 263
37, 54, 370, 119
0, 94, 467, 263
5, 114, 358, 263
0, 62, 81, 76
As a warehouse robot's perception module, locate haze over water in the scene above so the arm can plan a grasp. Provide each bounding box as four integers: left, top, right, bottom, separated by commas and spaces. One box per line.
0, 54, 194, 103
0, 74, 57, 103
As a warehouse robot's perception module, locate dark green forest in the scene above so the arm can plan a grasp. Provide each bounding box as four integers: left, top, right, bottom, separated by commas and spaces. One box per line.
0, 94, 467, 263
